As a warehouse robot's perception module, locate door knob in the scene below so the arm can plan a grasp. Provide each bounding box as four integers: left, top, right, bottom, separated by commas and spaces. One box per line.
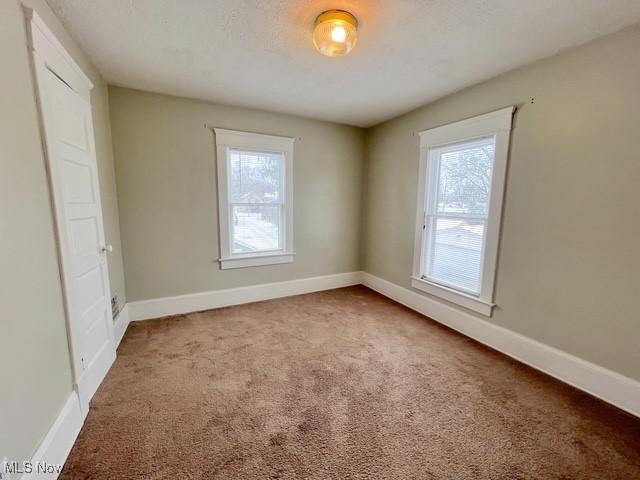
101, 245, 113, 253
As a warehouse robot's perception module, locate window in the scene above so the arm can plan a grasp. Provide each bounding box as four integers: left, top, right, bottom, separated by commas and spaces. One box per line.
214, 129, 294, 269
412, 107, 514, 315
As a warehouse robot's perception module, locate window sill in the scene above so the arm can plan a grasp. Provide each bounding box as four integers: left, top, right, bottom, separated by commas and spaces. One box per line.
410, 276, 495, 316
219, 252, 294, 270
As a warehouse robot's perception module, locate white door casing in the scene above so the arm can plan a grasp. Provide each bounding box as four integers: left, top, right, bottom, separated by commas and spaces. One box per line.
25, 9, 116, 413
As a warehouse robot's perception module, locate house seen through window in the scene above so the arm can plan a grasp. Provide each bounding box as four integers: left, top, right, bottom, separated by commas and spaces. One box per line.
230, 149, 284, 254
424, 137, 495, 294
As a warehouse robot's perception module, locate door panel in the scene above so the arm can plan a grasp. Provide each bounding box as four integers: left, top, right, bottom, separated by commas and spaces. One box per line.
70, 217, 99, 258
75, 266, 104, 314
62, 160, 95, 203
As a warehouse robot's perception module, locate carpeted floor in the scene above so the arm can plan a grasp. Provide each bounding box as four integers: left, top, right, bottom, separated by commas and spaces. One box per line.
61, 286, 640, 479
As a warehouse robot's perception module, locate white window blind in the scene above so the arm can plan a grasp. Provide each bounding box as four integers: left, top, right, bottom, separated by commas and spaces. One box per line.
423, 137, 496, 295
229, 149, 285, 254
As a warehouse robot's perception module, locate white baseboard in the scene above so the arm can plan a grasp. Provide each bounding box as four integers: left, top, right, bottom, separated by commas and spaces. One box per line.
113, 304, 130, 348
361, 272, 640, 418
128, 271, 362, 322
20, 392, 85, 480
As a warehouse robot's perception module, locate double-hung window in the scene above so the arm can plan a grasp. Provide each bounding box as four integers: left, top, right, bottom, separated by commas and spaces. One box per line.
214, 128, 294, 269
412, 107, 514, 315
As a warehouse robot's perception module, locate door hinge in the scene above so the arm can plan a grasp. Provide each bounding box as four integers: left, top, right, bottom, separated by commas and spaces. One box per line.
81, 356, 86, 370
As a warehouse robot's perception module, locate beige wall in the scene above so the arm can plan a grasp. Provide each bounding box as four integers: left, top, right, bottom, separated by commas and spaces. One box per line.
109, 87, 365, 301
362, 24, 640, 380
0, 0, 125, 465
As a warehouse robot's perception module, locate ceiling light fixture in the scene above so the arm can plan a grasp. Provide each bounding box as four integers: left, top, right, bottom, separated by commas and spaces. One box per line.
313, 10, 358, 57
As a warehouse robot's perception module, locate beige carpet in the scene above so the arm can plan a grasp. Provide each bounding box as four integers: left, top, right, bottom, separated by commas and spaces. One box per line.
61, 286, 640, 479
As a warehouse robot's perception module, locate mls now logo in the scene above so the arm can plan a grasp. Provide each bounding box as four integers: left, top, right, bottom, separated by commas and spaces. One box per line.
2, 460, 63, 478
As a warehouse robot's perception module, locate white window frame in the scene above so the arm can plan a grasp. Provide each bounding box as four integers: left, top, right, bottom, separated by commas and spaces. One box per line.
214, 128, 295, 269
411, 107, 514, 316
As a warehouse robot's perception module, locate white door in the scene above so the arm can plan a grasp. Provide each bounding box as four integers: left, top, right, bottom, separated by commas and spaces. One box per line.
38, 65, 116, 410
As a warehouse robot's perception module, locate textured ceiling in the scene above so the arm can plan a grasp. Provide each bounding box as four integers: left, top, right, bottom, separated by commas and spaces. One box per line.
48, 0, 640, 127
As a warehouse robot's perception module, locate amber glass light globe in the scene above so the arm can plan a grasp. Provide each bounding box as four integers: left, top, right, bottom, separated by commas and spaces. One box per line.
313, 10, 358, 57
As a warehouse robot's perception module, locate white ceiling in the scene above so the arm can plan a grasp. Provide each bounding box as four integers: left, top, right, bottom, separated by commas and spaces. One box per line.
48, 0, 640, 127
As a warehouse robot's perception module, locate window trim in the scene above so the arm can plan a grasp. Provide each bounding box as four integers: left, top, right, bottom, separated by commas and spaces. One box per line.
214, 128, 295, 270
411, 106, 514, 316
